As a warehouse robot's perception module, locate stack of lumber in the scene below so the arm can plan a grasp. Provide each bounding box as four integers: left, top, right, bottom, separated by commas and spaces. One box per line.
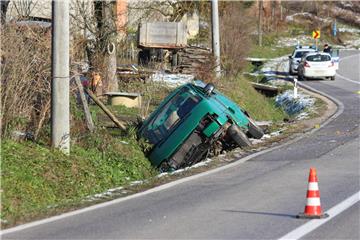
176, 46, 212, 74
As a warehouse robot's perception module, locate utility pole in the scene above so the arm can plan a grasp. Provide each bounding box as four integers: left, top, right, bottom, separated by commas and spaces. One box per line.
51, 0, 70, 154
258, 0, 263, 47
211, 0, 221, 79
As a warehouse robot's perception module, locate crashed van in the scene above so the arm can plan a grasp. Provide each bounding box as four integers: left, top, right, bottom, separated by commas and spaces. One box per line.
138, 81, 264, 171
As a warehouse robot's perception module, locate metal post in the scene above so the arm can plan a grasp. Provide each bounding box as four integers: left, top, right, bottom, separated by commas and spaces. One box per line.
211, 0, 221, 78
294, 78, 298, 99
172, 51, 178, 67
51, 0, 70, 154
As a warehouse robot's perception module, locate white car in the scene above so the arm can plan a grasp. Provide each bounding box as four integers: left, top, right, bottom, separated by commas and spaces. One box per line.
288, 46, 317, 75
297, 52, 336, 81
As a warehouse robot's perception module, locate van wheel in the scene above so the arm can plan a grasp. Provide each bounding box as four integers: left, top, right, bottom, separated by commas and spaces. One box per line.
247, 117, 264, 139
330, 76, 335, 81
228, 124, 251, 147
159, 161, 175, 173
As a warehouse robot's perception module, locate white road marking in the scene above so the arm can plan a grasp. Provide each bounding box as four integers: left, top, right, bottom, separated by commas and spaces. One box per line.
336, 73, 360, 85
278, 191, 360, 240
336, 53, 360, 85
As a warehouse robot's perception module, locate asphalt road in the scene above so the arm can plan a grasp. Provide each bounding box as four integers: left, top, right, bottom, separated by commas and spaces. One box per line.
2, 50, 359, 240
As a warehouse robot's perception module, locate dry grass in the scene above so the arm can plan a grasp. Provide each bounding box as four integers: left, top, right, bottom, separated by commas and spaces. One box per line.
0, 23, 94, 141
219, 2, 253, 76
1, 24, 51, 139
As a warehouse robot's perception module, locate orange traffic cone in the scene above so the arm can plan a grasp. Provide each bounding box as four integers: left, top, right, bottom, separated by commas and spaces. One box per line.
297, 168, 329, 219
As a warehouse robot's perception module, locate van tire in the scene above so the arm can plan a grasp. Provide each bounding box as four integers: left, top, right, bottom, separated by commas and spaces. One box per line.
228, 124, 251, 147
159, 161, 175, 173
247, 117, 264, 139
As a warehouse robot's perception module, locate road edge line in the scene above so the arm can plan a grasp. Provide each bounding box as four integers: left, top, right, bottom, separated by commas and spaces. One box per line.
278, 191, 360, 240
297, 82, 344, 134
336, 72, 360, 85
336, 52, 360, 84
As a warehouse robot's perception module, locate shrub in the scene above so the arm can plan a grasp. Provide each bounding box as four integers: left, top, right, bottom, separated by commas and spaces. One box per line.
1, 24, 51, 139
219, 2, 253, 75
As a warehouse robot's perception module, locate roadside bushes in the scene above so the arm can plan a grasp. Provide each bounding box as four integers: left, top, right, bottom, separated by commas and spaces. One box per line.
1, 23, 97, 141
219, 2, 253, 75
1, 24, 51, 139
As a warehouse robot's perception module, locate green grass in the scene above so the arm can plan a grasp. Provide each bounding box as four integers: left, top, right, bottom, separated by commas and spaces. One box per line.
249, 45, 293, 59
248, 30, 294, 59
219, 75, 287, 122
88, 104, 141, 126
109, 105, 140, 117
1, 131, 157, 227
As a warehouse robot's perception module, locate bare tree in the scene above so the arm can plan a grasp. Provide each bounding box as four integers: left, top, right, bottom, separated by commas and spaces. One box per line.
70, 0, 119, 92
220, 1, 253, 75
94, 0, 118, 92
129, 0, 207, 23
12, 0, 38, 19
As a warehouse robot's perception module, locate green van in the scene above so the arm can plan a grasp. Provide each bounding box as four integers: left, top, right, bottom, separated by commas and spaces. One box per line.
138, 81, 263, 171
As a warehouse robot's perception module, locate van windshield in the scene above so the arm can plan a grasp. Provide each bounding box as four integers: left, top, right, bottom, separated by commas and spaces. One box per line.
142, 87, 201, 145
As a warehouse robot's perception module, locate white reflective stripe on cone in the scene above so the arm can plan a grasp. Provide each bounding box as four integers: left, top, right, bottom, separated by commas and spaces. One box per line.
308, 182, 319, 191
307, 197, 321, 206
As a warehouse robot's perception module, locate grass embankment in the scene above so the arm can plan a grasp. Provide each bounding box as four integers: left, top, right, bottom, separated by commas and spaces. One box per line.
1, 130, 156, 227
219, 75, 286, 122
1, 75, 287, 227
249, 45, 293, 59
248, 31, 294, 59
